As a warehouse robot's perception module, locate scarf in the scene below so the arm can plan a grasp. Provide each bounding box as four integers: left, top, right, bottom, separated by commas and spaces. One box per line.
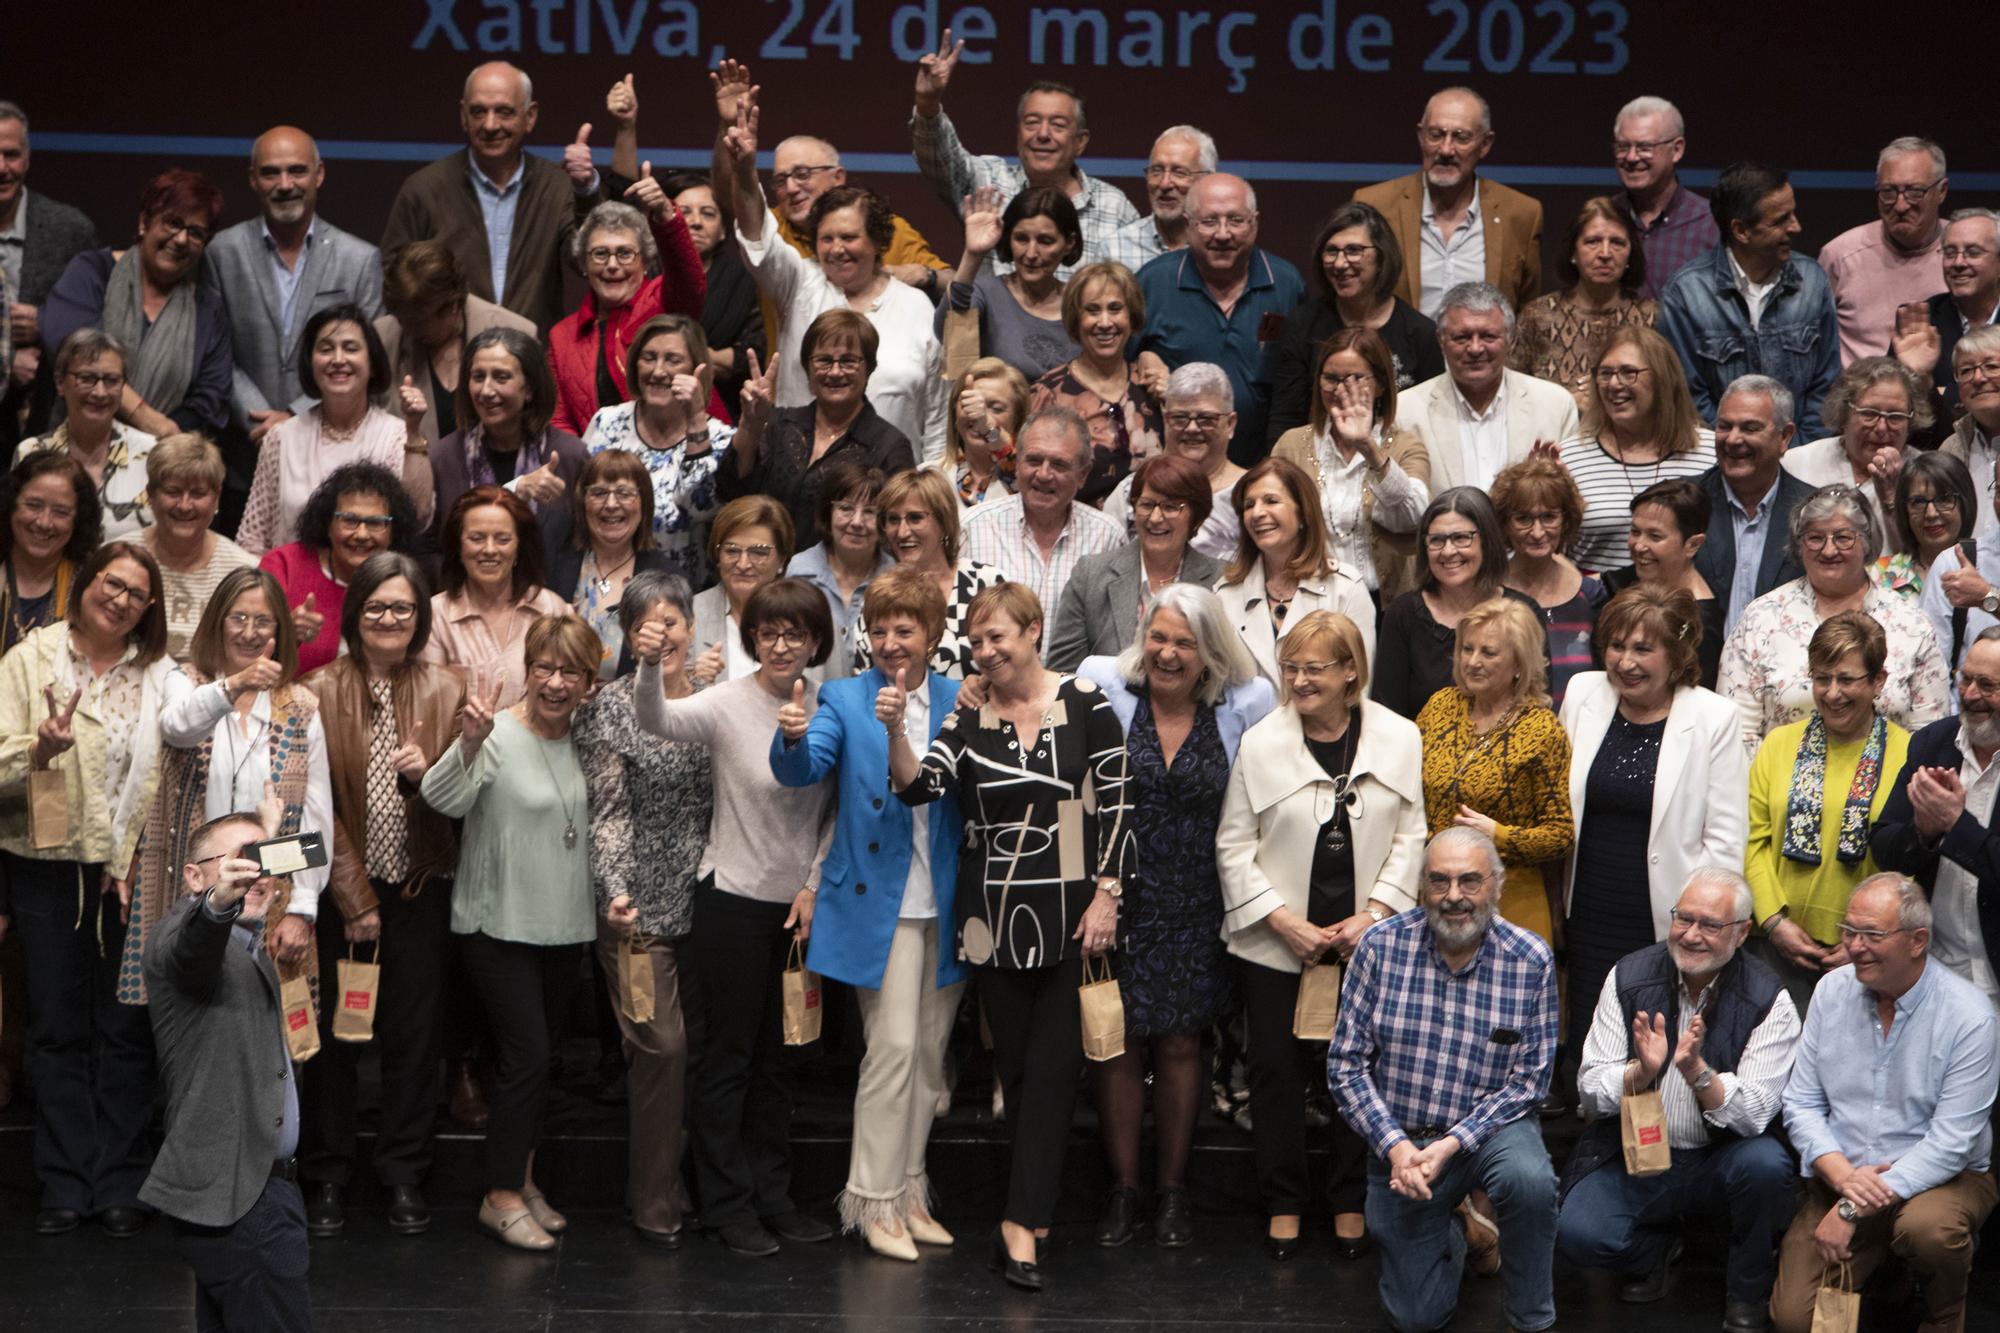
1780, 711, 1888, 867
98, 246, 199, 418
463, 424, 553, 510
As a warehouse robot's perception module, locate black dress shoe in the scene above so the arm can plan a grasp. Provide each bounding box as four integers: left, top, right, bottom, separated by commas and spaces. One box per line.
1722, 1298, 1772, 1332
717, 1221, 780, 1257
764, 1210, 832, 1243
99, 1206, 147, 1238
1538, 1088, 1570, 1120
305, 1182, 345, 1237
386, 1185, 431, 1235
34, 1207, 82, 1236
1153, 1188, 1193, 1248
1264, 1230, 1302, 1261
1333, 1229, 1372, 1261
1093, 1186, 1138, 1247
991, 1229, 1043, 1292
634, 1223, 683, 1249
1618, 1238, 1683, 1303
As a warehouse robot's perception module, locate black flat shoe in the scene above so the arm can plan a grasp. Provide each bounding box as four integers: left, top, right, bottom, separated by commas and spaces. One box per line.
1538, 1089, 1570, 1120
764, 1210, 832, 1244
1264, 1230, 1302, 1261
305, 1182, 345, 1237
1093, 1186, 1138, 1247
99, 1206, 147, 1238
1333, 1230, 1371, 1260
717, 1221, 779, 1257
34, 1207, 82, 1236
386, 1185, 431, 1235
990, 1229, 1043, 1292
1153, 1188, 1193, 1248
634, 1223, 683, 1249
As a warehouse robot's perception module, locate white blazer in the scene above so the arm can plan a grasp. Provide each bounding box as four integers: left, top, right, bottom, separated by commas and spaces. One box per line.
1402, 367, 1581, 494
1216, 699, 1426, 974
1559, 673, 1749, 940
1214, 556, 1377, 688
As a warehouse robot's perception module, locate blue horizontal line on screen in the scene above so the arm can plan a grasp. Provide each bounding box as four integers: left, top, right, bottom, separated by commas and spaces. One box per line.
33, 135, 2000, 192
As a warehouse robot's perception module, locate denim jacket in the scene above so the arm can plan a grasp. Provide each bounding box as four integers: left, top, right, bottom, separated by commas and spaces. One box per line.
1657, 245, 1841, 440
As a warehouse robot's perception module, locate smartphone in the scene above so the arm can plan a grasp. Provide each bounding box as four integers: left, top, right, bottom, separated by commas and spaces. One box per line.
241, 831, 328, 875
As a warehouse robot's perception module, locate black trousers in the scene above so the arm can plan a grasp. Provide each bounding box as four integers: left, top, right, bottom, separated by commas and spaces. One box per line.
171, 1177, 312, 1333
4, 852, 155, 1212
978, 954, 1084, 1230
302, 875, 453, 1187
688, 885, 798, 1228
457, 932, 583, 1193
1240, 957, 1368, 1217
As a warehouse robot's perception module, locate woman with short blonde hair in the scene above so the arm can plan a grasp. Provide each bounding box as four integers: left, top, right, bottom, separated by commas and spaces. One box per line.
136, 433, 255, 661
855, 468, 1007, 679
1492, 457, 1602, 708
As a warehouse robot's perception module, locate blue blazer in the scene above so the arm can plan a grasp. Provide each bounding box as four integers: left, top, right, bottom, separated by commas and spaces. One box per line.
1077, 656, 1276, 761
769, 667, 966, 989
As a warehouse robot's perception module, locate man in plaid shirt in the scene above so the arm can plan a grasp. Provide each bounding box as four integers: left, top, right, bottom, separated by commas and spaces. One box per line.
906, 32, 1139, 276
1331, 827, 1559, 1333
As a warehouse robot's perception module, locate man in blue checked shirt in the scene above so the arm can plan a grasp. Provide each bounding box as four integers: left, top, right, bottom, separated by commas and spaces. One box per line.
1330, 826, 1559, 1333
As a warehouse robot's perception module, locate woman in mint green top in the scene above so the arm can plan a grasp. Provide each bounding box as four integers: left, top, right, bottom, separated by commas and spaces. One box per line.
420, 612, 633, 1252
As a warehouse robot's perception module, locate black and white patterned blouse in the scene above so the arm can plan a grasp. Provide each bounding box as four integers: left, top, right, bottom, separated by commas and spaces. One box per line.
899, 674, 1130, 970
850, 559, 1007, 680
573, 673, 714, 938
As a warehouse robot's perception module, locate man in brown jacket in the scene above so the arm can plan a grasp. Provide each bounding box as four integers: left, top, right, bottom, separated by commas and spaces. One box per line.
381, 62, 601, 332
1354, 86, 1543, 322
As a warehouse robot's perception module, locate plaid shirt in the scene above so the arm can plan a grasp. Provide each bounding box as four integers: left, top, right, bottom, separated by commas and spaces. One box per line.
1101, 215, 1175, 274
910, 108, 1140, 274
1330, 910, 1557, 1158
1616, 182, 1719, 301
960, 495, 1123, 644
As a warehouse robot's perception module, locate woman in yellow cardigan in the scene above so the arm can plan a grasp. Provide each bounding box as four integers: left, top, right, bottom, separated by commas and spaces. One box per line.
1746, 610, 1909, 1011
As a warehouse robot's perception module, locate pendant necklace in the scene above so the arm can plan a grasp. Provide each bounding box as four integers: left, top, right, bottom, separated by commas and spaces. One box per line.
1311, 717, 1359, 853
529, 720, 579, 848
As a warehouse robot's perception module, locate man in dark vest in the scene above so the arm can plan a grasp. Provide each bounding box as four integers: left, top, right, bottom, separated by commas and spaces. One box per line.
1556, 868, 1801, 1333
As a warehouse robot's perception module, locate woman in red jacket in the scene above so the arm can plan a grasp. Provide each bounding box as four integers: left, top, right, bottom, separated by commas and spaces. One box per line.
547, 169, 709, 435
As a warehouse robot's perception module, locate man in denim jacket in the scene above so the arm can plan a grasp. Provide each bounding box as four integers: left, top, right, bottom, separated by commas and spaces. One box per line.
1659, 163, 1842, 441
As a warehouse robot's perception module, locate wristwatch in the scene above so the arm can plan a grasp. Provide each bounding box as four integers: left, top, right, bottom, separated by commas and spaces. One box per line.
1689, 1065, 1716, 1093
1096, 876, 1122, 900
1981, 591, 1999, 616
1836, 1199, 1860, 1223
1365, 905, 1389, 923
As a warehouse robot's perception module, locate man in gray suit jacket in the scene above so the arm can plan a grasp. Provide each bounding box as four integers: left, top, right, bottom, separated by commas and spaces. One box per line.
204, 126, 383, 453
142, 810, 311, 1333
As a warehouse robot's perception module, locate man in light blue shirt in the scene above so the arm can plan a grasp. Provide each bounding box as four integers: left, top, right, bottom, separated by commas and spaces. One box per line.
1773, 874, 1998, 1333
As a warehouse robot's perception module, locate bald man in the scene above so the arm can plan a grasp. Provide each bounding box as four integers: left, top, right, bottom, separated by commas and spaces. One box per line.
380, 61, 601, 331
203, 126, 383, 475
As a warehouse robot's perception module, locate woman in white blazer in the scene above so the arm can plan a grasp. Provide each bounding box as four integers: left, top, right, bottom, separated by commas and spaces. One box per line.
1559, 583, 1748, 1074
1213, 456, 1374, 688
1217, 609, 1423, 1263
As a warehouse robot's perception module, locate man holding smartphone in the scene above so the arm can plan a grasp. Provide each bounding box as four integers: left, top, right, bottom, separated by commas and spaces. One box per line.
139, 811, 312, 1333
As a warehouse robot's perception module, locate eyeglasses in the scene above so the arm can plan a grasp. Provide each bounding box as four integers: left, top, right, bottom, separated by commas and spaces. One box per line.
1668, 908, 1749, 935
584, 485, 643, 504
1423, 871, 1489, 892
1954, 360, 2000, 383
1319, 371, 1376, 390
1810, 672, 1874, 690
1613, 137, 1679, 158
1958, 670, 2000, 696
1133, 498, 1189, 518
67, 371, 126, 391
224, 613, 277, 635
1165, 411, 1226, 431
1425, 531, 1479, 551
1279, 658, 1348, 681
1905, 494, 1960, 514
155, 214, 212, 245
1593, 366, 1651, 386
719, 543, 776, 565
754, 627, 810, 648
1836, 923, 1911, 945
1942, 246, 1992, 263
1321, 243, 1377, 264
832, 501, 879, 521
1509, 510, 1564, 531
1802, 531, 1860, 552
97, 572, 152, 607
771, 164, 837, 187
1853, 407, 1915, 429
361, 601, 418, 623
332, 511, 393, 531
809, 354, 865, 373
1874, 181, 1944, 204
1145, 164, 1204, 184
528, 661, 588, 685
586, 246, 640, 267
1419, 126, 1482, 148
1191, 214, 1254, 234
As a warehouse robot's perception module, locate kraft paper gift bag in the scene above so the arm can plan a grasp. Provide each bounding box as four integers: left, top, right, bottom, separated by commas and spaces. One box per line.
1292, 961, 1343, 1040
331, 944, 379, 1043
27, 769, 67, 849
1078, 954, 1126, 1062
1620, 1089, 1672, 1176
1810, 1261, 1859, 1332
281, 972, 320, 1062
782, 938, 821, 1046
617, 937, 656, 1024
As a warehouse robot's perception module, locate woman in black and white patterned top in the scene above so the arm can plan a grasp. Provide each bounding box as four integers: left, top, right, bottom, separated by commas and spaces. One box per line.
883, 582, 1129, 1289
857, 467, 1005, 679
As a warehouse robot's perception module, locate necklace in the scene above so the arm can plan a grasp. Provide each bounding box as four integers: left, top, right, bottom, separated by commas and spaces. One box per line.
1305, 713, 1359, 853
1606, 433, 1665, 503
525, 718, 579, 848
320, 411, 364, 444
590, 548, 636, 593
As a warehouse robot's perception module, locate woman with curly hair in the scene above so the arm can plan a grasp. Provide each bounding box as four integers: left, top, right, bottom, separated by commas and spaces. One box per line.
257, 461, 421, 674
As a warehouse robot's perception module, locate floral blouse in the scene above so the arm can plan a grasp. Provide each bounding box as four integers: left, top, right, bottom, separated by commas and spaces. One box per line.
19, 423, 155, 539
572, 673, 714, 938
1027, 363, 1164, 505
582, 402, 733, 590
1716, 578, 1950, 756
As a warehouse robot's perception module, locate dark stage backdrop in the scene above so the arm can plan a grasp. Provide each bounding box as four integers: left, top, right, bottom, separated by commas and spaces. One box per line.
8, 0, 1996, 296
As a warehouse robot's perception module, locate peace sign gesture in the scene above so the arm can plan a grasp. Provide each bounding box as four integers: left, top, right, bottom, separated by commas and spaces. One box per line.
459, 671, 506, 757
721, 100, 760, 176
388, 718, 429, 781
34, 684, 80, 768
914, 30, 965, 114
739, 347, 778, 429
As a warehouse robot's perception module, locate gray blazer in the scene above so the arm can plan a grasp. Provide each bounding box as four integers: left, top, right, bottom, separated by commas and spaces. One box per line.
203, 214, 383, 426
1045, 540, 1222, 671
18, 189, 99, 307
140, 893, 291, 1228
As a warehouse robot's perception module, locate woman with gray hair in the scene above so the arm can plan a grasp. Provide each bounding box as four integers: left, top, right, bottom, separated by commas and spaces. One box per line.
546, 172, 706, 437
1780, 356, 1933, 555
15, 328, 154, 539
571, 570, 713, 1246
1077, 584, 1274, 1248
1101, 362, 1245, 559
1718, 484, 1949, 754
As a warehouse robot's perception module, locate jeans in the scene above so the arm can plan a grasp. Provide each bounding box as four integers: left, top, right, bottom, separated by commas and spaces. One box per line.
1365, 1116, 1558, 1332
171, 1177, 312, 1333
1557, 1134, 1797, 1303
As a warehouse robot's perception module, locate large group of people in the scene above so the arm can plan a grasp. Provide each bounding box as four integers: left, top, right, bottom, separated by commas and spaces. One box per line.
0, 51, 1997, 1333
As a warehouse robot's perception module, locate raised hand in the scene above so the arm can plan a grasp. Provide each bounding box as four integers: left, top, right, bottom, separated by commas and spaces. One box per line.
778, 677, 812, 741
291, 592, 323, 644
460, 672, 505, 754
606, 72, 638, 126
1892, 302, 1940, 378
564, 123, 597, 188
227, 655, 284, 699
710, 58, 757, 127
257, 779, 284, 839
914, 30, 964, 112
388, 718, 429, 781
875, 666, 909, 731
721, 100, 760, 175
1328, 376, 1378, 451
1630, 1010, 1670, 1084
607, 894, 639, 936
514, 456, 566, 508
398, 374, 428, 427
630, 617, 667, 665
1671, 1011, 1707, 1079
623, 161, 669, 218
689, 642, 725, 688
669, 370, 706, 415
961, 186, 1004, 257
207, 854, 264, 912
34, 684, 81, 767
739, 348, 777, 428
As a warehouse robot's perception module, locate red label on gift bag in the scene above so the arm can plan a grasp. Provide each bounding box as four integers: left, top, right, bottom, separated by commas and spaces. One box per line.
1638, 1125, 1662, 1146
344, 990, 370, 1009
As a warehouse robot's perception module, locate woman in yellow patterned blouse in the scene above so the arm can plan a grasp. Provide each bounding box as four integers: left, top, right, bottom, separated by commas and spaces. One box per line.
1415, 596, 1575, 943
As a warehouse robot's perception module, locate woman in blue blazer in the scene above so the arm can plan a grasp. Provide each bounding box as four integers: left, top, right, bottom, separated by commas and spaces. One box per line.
1077, 583, 1275, 1249
769, 564, 966, 1262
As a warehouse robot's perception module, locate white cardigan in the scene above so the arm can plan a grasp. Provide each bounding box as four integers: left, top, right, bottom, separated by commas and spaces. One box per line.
1559, 673, 1749, 940
1214, 556, 1377, 688
1216, 699, 1425, 974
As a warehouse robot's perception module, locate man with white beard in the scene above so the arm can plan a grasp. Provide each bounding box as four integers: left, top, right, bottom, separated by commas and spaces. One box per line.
1871, 626, 2000, 1010
1556, 868, 1801, 1333
1329, 827, 1559, 1333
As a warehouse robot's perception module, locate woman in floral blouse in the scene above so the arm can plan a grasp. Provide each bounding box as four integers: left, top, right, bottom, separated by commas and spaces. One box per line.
1028, 262, 1163, 505
17, 328, 154, 540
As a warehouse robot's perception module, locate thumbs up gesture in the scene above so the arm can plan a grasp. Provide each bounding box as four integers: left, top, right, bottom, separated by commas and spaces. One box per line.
291, 592, 324, 643
564, 122, 597, 189
623, 160, 669, 218
514, 454, 566, 507
605, 73, 638, 126
875, 667, 909, 732
778, 677, 812, 741
397, 374, 428, 429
